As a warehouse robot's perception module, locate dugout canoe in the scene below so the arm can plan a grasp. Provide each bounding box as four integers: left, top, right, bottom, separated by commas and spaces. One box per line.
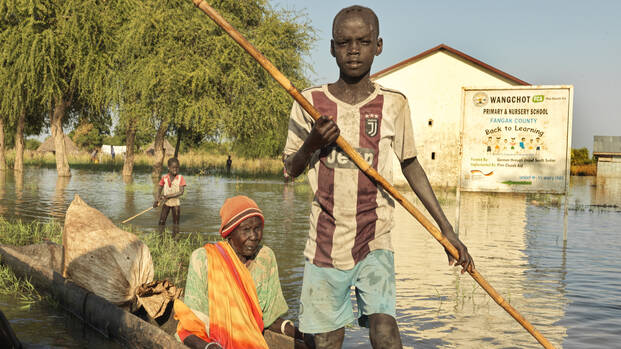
0, 242, 298, 349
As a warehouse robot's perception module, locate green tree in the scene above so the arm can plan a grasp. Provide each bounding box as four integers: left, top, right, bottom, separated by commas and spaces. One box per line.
70, 122, 107, 150
0, 0, 42, 173
69, 105, 113, 150
1, 0, 126, 177
0, 59, 6, 170
0, 114, 6, 171
0, 0, 12, 171
25, 138, 41, 150
217, 5, 315, 158
571, 147, 591, 165
116, 0, 314, 177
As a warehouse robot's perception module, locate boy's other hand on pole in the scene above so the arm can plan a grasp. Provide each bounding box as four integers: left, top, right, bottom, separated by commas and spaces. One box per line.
444, 231, 475, 274
154, 196, 165, 208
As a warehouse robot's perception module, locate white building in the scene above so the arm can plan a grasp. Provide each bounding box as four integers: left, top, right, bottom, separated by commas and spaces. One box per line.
594, 135, 621, 177
372, 44, 528, 187
101, 145, 127, 156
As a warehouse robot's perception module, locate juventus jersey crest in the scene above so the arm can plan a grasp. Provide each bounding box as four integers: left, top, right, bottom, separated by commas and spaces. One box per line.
365, 114, 379, 137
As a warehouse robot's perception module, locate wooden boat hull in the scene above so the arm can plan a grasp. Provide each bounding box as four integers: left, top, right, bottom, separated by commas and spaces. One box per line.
0, 243, 298, 348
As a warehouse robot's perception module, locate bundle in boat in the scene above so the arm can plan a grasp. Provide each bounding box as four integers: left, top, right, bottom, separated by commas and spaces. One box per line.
62, 195, 155, 306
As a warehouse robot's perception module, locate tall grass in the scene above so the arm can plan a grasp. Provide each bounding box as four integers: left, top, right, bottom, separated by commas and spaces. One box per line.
570, 163, 597, 176
5, 149, 284, 178
0, 218, 62, 245
0, 219, 62, 308
139, 231, 220, 289
0, 265, 49, 308
0, 219, 220, 301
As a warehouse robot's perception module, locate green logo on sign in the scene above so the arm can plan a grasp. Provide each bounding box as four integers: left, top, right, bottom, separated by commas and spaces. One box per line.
533, 95, 544, 103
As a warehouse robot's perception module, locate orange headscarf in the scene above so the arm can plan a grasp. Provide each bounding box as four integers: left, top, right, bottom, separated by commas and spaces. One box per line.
219, 195, 264, 238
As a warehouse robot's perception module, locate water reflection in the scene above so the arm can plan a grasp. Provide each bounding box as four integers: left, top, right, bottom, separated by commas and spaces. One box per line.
14, 171, 24, 206
594, 176, 621, 206
569, 176, 621, 209
382, 191, 566, 348
123, 176, 136, 223
52, 176, 70, 221
123, 175, 133, 185
0, 294, 123, 349
0, 172, 6, 215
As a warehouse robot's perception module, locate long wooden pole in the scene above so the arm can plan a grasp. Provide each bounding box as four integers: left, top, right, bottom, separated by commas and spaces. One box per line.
121, 206, 154, 224
189, 1, 554, 348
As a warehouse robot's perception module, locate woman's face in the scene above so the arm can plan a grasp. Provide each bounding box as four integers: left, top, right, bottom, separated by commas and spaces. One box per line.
228, 216, 263, 261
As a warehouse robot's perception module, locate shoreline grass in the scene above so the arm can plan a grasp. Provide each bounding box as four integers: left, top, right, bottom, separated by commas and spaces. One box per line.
7, 148, 598, 179
0, 264, 48, 308
4, 149, 285, 178
0, 218, 220, 304
0, 219, 63, 308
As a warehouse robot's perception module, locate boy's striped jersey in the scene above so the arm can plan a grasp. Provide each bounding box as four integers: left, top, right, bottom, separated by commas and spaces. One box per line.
284, 83, 417, 270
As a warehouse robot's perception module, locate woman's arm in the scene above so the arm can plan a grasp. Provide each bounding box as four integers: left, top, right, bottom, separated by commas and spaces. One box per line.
267, 317, 301, 339
266, 317, 314, 348
183, 335, 222, 349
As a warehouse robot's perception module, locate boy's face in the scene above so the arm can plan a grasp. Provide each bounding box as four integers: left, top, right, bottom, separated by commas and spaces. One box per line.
331, 13, 382, 79
168, 162, 179, 176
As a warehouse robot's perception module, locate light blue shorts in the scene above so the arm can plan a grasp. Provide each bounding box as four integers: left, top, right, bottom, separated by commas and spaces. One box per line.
298, 249, 396, 334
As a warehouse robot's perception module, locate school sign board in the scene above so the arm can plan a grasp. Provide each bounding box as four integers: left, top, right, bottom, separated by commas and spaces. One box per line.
459, 86, 573, 194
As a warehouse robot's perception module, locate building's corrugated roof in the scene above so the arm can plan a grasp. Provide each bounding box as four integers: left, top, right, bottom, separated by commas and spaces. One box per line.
593, 136, 621, 154
371, 44, 529, 85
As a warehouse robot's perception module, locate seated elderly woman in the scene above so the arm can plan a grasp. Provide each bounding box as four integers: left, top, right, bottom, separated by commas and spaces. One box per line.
174, 195, 310, 349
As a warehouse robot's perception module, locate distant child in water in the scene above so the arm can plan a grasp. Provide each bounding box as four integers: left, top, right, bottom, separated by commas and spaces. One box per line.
226, 155, 232, 174
154, 158, 186, 233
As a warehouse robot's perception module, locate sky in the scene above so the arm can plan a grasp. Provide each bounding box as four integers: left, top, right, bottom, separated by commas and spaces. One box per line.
271, 0, 621, 152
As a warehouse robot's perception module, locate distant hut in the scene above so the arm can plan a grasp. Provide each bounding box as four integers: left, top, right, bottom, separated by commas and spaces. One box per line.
144, 139, 175, 156
36, 135, 81, 154
594, 136, 621, 177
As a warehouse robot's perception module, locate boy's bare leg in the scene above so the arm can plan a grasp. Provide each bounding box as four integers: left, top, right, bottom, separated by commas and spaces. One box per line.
159, 205, 170, 226
172, 206, 180, 225
171, 206, 180, 237
314, 328, 345, 349
369, 314, 402, 349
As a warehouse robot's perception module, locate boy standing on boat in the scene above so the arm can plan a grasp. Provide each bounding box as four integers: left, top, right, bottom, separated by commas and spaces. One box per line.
283, 6, 474, 348
154, 157, 186, 233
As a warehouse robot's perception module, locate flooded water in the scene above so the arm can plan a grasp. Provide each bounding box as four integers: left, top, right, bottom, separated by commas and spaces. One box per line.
0, 294, 123, 348
1, 168, 620, 348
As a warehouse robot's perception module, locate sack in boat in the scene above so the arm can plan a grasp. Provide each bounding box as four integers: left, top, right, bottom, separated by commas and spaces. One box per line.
136, 280, 183, 320
62, 195, 154, 305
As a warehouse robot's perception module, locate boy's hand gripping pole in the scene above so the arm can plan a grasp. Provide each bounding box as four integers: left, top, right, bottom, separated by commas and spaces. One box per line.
189, 1, 555, 348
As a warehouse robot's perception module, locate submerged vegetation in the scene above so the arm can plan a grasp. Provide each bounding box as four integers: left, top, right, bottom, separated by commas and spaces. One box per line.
0, 264, 48, 308
0, 219, 61, 308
